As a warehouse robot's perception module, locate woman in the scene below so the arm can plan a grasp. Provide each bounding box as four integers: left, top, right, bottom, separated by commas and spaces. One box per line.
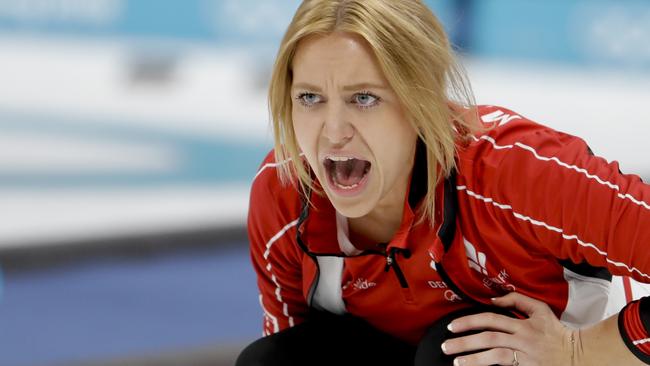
237, 1, 650, 365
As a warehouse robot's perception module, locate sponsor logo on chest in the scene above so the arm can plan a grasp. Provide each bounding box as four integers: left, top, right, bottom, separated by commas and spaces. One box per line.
464, 237, 517, 292
343, 278, 377, 291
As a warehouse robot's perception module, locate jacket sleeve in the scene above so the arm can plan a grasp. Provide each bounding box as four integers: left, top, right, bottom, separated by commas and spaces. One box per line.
484, 125, 650, 283
247, 156, 309, 336
484, 122, 650, 362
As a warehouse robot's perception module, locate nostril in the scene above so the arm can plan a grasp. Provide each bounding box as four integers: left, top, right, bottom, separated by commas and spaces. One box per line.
322, 122, 355, 144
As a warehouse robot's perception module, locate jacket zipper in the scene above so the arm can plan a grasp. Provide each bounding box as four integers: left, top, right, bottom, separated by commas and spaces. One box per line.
385, 248, 415, 303
384, 248, 410, 288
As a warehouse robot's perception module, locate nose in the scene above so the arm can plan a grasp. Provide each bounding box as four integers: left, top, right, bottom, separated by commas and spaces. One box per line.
322, 100, 354, 146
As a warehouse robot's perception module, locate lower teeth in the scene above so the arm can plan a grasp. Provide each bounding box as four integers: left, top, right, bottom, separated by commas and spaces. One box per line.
335, 181, 359, 190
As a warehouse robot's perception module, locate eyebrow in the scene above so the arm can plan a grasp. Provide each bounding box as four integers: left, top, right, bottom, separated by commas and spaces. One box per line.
291, 82, 389, 92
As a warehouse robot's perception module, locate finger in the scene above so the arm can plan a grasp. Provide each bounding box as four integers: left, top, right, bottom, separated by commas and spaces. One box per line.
452, 348, 522, 366
448, 312, 523, 334
491, 291, 551, 317
441, 331, 521, 355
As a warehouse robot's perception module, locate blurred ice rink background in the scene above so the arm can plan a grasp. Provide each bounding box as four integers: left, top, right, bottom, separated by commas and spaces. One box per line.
0, 0, 648, 365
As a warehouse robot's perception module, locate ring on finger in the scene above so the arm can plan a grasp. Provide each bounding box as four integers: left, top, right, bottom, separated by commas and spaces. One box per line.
512, 350, 519, 366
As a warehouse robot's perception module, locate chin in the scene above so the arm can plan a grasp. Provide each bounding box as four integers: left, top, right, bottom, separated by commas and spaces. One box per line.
324, 185, 381, 218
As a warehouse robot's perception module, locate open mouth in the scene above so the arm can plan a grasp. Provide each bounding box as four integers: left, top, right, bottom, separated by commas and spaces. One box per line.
323, 156, 371, 191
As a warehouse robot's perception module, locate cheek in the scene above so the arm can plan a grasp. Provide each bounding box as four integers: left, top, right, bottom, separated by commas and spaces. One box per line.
365, 117, 416, 176
388, 114, 418, 153
366, 108, 415, 146
291, 112, 321, 157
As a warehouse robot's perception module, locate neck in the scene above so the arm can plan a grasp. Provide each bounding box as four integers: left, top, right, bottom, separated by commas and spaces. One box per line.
348, 173, 410, 246
347, 209, 403, 248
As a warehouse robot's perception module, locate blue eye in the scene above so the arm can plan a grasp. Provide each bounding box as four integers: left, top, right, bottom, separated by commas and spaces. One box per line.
353, 92, 380, 108
297, 92, 322, 107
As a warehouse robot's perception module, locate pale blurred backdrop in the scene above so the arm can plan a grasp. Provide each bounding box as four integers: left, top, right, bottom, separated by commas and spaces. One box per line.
0, 1, 648, 365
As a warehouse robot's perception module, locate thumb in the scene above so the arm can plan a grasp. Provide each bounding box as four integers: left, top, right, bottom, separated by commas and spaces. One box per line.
491, 291, 549, 317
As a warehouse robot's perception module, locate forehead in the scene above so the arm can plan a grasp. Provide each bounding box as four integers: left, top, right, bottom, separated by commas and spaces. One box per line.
292, 32, 386, 85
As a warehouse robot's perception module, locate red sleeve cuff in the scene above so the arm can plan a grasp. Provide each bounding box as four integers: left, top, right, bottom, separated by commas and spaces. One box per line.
618, 297, 650, 364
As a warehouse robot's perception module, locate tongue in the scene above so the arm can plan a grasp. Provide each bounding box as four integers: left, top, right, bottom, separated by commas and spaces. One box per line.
333, 159, 368, 187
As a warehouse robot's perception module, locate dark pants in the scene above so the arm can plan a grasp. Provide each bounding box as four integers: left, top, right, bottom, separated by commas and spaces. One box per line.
236, 306, 515, 366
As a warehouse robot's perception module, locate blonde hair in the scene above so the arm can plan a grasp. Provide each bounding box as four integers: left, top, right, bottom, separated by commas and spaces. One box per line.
268, 0, 478, 224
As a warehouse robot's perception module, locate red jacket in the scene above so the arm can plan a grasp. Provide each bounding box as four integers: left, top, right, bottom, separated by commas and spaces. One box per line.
248, 105, 650, 352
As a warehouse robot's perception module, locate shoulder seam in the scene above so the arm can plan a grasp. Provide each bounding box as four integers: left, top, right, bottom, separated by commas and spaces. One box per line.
472, 134, 650, 213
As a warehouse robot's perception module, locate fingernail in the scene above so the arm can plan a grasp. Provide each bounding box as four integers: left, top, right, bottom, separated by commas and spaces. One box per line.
447, 322, 454, 332
490, 297, 497, 302
441, 342, 447, 353
453, 358, 462, 366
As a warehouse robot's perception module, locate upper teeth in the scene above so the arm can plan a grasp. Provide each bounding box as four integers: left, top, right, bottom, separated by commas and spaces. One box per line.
327, 156, 354, 162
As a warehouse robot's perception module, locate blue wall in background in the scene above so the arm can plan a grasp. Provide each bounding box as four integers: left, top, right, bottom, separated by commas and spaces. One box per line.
0, 0, 300, 44
0, 0, 648, 68
470, 0, 650, 68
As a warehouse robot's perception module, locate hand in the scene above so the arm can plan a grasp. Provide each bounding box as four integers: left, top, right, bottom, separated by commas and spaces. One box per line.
440, 292, 576, 366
